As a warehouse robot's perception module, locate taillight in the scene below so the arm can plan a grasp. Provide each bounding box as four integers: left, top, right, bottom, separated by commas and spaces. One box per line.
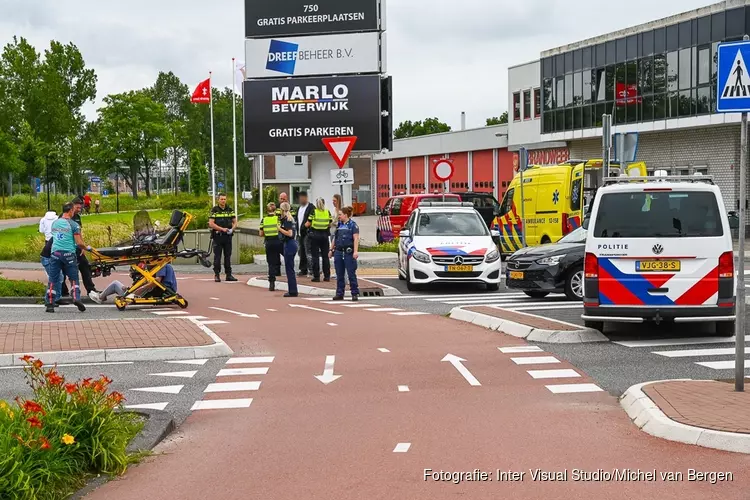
719, 251, 734, 279
561, 213, 571, 235
585, 253, 598, 278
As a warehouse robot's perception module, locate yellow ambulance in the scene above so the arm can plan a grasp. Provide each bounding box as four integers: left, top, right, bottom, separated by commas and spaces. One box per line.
495, 159, 647, 255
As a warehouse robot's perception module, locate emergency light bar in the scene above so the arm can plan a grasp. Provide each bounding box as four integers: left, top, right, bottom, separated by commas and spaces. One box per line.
418, 201, 475, 208
604, 175, 714, 185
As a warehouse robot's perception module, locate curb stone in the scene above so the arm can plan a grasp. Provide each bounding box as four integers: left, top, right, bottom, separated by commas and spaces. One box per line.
0, 318, 233, 367
70, 408, 175, 499
246, 276, 401, 297
620, 380, 750, 454
448, 306, 608, 344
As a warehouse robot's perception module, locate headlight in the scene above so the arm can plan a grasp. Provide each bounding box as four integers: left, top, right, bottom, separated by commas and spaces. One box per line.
485, 249, 500, 263
411, 249, 431, 264
536, 254, 564, 266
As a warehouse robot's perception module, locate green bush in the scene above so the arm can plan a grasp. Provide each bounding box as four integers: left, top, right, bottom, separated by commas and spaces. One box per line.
0, 277, 46, 297
0, 356, 143, 499
360, 239, 399, 253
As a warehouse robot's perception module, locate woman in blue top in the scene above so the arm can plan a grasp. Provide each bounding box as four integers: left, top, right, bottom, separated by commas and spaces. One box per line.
278, 202, 298, 297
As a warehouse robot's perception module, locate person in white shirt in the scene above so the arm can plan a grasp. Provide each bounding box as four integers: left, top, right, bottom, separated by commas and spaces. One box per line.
295, 191, 314, 276
39, 211, 58, 240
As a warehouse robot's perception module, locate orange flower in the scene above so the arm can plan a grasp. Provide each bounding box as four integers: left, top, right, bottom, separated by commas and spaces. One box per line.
92, 381, 105, 393
108, 392, 125, 404
39, 437, 51, 450
26, 416, 42, 429
32, 360, 43, 370
81, 378, 92, 388
19, 355, 34, 363
64, 383, 77, 394
45, 371, 64, 386
22, 400, 45, 415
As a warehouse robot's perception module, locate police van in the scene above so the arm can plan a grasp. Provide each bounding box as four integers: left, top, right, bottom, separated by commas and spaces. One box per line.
582, 171, 735, 335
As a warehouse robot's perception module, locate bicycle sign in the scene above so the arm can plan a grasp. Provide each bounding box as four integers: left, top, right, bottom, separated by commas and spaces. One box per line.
330, 168, 354, 185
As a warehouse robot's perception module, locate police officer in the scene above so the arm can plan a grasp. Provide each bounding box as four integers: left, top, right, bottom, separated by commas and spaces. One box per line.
209, 193, 238, 282
259, 202, 283, 291
307, 197, 332, 282
329, 206, 360, 301
277, 202, 298, 297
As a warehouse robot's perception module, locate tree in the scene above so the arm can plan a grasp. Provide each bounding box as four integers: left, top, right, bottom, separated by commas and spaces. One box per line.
149, 71, 190, 193
393, 117, 451, 139
189, 149, 208, 196
486, 112, 508, 125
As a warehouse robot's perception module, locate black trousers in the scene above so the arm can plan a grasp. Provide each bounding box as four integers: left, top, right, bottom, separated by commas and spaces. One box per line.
297, 232, 312, 274
310, 231, 331, 279
264, 239, 283, 281
213, 237, 233, 275
77, 252, 96, 293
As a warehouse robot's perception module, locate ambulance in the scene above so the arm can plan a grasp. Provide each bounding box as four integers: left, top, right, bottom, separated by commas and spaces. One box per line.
495, 159, 647, 256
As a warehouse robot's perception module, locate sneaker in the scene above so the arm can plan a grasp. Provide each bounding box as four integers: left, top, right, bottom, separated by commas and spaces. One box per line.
225, 275, 238, 282
311, 277, 321, 283
332, 295, 344, 301
89, 291, 103, 304
323, 277, 331, 282
215, 275, 221, 283
352, 295, 359, 302
283, 292, 298, 297
74, 301, 86, 312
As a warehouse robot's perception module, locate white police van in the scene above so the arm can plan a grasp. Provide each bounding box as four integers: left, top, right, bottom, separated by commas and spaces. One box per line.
582, 171, 736, 335
397, 202, 502, 292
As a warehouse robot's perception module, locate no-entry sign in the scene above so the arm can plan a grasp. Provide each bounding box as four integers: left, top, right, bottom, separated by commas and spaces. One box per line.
433, 159, 454, 182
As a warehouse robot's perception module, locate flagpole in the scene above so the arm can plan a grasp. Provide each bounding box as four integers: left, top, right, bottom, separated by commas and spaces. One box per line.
209, 71, 216, 207
232, 58, 238, 218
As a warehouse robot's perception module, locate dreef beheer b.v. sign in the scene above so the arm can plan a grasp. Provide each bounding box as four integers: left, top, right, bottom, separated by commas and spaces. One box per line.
243, 74, 382, 154
245, 0, 382, 38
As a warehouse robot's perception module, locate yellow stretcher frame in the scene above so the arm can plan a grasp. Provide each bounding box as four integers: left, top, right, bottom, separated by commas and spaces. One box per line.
87, 210, 208, 311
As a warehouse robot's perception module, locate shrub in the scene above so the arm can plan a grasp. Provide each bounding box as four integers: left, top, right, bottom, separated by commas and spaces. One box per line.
0, 277, 47, 297
360, 239, 399, 253
0, 356, 143, 499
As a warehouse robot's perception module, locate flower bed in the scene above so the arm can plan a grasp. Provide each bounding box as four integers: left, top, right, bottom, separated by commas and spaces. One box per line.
0, 356, 143, 499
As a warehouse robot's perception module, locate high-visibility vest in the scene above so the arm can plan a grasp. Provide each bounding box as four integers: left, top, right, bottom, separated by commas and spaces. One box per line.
310, 208, 331, 230
260, 215, 279, 237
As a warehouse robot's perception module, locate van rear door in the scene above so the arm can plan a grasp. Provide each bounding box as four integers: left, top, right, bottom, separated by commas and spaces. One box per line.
590, 188, 729, 307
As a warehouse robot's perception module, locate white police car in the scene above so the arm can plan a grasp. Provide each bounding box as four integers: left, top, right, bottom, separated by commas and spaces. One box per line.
582, 171, 736, 335
397, 201, 502, 291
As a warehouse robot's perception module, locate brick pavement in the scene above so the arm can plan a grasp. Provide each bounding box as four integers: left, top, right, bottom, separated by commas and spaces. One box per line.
465, 306, 582, 331
0, 318, 213, 354
643, 380, 750, 434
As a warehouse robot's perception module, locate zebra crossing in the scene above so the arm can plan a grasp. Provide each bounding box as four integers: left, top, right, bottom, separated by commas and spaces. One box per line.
420, 291, 579, 310
613, 336, 748, 372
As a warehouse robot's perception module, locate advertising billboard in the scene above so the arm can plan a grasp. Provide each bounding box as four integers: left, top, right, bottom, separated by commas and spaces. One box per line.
243, 74, 383, 154
245, 32, 384, 79
245, 0, 382, 38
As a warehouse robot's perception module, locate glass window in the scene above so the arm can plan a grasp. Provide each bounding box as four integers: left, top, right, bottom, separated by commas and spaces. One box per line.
605, 65, 615, 101
571, 179, 583, 211
642, 30, 654, 56
698, 46, 710, 85
726, 7, 745, 38
678, 21, 691, 49
617, 38, 626, 61
556, 77, 564, 108
565, 51, 573, 73
555, 109, 565, 132
582, 46, 592, 69
566, 108, 573, 129
583, 70, 593, 104
712, 41, 719, 108
523, 90, 531, 119
697, 87, 710, 114
667, 51, 678, 91
559, 226, 587, 243
574, 72, 582, 105
679, 90, 691, 116
564, 74, 573, 106
543, 57, 553, 78
391, 198, 403, 215
594, 68, 606, 102
534, 88, 541, 117
498, 188, 514, 216
543, 112, 554, 133
640, 57, 653, 95
615, 64, 627, 107
573, 49, 582, 71
583, 105, 593, 128
606, 40, 616, 64
669, 91, 679, 118
555, 54, 564, 76
573, 107, 582, 129
712, 12, 725, 42
654, 27, 666, 54
627, 35, 637, 60
654, 54, 666, 93
513, 92, 521, 120
678, 48, 691, 90
691, 46, 697, 88
642, 95, 654, 121
654, 93, 666, 119
593, 191, 723, 238
415, 212, 488, 237
666, 24, 678, 51
595, 104, 606, 127
596, 43, 606, 67
697, 16, 710, 45
543, 79, 553, 111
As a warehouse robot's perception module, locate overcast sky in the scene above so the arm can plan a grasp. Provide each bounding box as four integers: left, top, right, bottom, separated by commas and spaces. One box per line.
1, 0, 715, 130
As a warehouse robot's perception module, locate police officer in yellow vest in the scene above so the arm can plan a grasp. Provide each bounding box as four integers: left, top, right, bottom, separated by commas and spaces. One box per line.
307, 197, 333, 282
209, 193, 238, 282
260, 202, 283, 291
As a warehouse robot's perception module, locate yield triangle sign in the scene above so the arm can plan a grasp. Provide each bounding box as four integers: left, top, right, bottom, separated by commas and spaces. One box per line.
322, 136, 357, 168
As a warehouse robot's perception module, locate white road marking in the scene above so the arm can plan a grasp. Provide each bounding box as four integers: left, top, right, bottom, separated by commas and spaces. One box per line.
0, 304, 112, 308
217, 367, 269, 376
209, 307, 259, 318
510, 356, 561, 365
696, 360, 750, 370
341, 303, 381, 308
125, 402, 169, 410
545, 384, 604, 394
266, 308, 277, 312
441, 354, 481, 386
614, 337, 737, 348
288, 304, 343, 315
191, 398, 253, 410
498, 346, 543, 354
0, 361, 134, 370
390, 311, 430, 316
132, 385, 184, 394
210, 297, 220, 301
227, 356, 275, 364
398, 385, 410, 392
526, 369, 581, 379
511, 304, 582, 311
315, 355, 341, 384
166, 359, 208, 365
378, 348, 390, 353
204, 381, 261, 392
150, 370, 198, 378
393, 442, 411, 453
176, 316, 208, 321
327, 322, 338, 326
366, 307, 402, 312
151, 311, 188, 316
653, 347, 750, 358
198, 320, 228, 325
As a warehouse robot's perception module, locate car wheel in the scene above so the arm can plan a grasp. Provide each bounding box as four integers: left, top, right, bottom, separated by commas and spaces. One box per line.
486, 282, 500, 292
406, 262, 419, 291
716, 321, 735, 337
540, 236, 551, 244
376, 229, 383, 244
584, 320, 604, 332
524, 291, 549, 299
564, 265, 584, 301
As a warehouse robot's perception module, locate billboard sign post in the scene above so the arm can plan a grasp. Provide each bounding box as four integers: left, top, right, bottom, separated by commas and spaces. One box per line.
433, 159, 454, 202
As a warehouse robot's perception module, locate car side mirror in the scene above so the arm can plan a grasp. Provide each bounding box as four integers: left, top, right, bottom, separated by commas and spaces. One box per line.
375, 206, 382, 215
582, 218, 590, 230
399, 229, 410, 238
490, 229, 500, 238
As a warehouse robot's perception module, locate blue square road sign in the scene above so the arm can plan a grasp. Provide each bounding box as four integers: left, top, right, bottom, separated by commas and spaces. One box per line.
717, 40, 750, 113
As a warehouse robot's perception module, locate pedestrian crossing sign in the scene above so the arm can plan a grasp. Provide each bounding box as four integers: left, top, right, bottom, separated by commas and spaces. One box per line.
717, 40, 750, 112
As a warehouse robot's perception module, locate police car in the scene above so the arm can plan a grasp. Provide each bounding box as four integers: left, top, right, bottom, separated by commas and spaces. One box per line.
582, 171, 735, 336
397, 201, 502, 291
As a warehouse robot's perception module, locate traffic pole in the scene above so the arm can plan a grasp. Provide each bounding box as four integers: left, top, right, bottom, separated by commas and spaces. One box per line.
737, 110, 747, 392
518, 148, 527, 247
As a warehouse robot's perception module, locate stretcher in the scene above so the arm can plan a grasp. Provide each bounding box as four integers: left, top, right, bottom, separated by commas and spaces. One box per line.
88, 209, 212, 311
